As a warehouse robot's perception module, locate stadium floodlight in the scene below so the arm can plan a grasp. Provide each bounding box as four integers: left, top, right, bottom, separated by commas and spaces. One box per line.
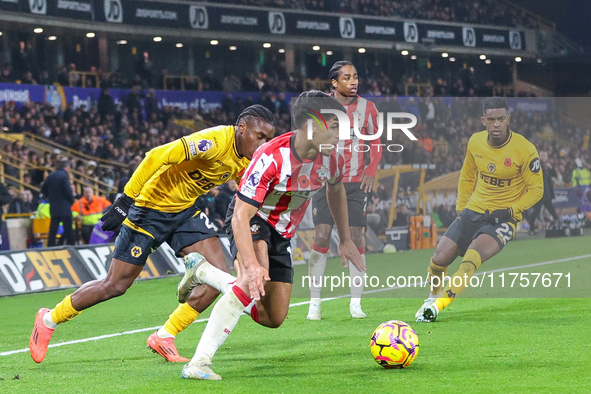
449, 57, 456, 62
479, 54, 486, 60
229, 46, 237, 51
485, 59, 492, 64
326, 51, 333, 56
34, 28, 43, 34
515, 56, 522, 62
441, 52, 449, 58
153, 36, 163, 42
312, 45, 320, 51
358, 48, 366, 53
210, 39, 219, 45
278, 48, 286, 53
48, 36, 57, 41
176, 43, 184, 48
401, 50, 409, 56
411, 55, 417, 60
86, 32, 96, 38
117, 40, 127, 45
0, 32, 3, 37
263, 42, 271, 48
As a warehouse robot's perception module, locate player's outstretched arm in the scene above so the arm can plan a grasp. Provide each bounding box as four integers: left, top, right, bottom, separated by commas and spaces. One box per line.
232, 198, 270, 301
326, 181, 365, 272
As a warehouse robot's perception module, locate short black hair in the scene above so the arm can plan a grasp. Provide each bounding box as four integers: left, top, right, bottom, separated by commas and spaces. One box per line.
329, 60, 355, 81
291, 90, 346, 129
236, 104, 276, 128
56, 158, 70, 170
482, 97, 508, 114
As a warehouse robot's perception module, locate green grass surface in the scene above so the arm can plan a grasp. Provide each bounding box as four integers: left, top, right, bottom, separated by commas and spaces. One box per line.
1, 235, 590, 393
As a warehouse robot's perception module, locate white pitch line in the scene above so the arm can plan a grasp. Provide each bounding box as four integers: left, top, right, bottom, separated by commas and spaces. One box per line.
2, 253, 590, 358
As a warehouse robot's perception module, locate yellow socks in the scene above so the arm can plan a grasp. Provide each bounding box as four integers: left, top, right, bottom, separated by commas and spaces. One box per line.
434, 249, 482, 312
163, 303, 200, 337
427, 258, 448, 296
50, 294, 81, 325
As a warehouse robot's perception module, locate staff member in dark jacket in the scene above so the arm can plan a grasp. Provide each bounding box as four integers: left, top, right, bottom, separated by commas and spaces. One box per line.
41, 159, 76, 246
527, 151, 559, 234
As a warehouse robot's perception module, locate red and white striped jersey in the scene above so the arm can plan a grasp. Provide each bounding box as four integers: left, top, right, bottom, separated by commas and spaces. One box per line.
237, 132, 344, 239
336, 95, 383, 183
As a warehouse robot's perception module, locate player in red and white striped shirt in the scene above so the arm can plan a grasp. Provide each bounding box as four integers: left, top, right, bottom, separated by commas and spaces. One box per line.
308, 61, 383, 320
179, 91, 365, 380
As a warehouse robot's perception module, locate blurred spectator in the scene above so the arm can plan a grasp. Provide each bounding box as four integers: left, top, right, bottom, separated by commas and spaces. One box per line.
72, 187, 112, 244
8, 189, 33, 214
144, 88, 159, 120
0, 181, 14, 245
137, 52, 154, 87
98, 88, 115, 121
392, 204, 411, 227
572, 158, 590, 188
437, 204, 456, 228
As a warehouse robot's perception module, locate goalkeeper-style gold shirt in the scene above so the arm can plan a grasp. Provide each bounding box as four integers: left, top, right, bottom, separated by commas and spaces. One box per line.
123, 125, 248, 212
456, 130, 544, 221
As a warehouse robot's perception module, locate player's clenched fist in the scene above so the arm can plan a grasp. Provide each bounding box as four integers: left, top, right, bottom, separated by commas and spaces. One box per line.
101, 194, 134, 231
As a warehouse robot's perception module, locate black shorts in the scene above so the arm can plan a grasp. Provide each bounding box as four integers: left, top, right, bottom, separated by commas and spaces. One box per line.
312, 182, 367, 228
113, 204, 217, 266
225, 200, 293, 284
444, 208, 517, 256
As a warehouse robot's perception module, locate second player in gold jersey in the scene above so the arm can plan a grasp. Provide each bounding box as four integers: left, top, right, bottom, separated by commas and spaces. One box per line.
457, 130, 543, 222
415, 97, 544, 324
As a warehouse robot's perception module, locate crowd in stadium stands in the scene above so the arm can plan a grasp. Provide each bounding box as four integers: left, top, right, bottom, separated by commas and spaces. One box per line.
199, 0, 539, 28
2, 91, 589, 202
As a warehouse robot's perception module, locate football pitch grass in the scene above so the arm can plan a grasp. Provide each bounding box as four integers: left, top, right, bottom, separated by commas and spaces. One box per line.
1, 235, 590, 393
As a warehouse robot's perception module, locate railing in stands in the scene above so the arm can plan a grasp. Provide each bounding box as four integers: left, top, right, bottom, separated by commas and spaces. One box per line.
0, 151, 116, 197
23, 132, 126, 170
69, 71, 101, 88
163, 75, 202, 91
405, 83, 433, 97
303, 79, 332, 92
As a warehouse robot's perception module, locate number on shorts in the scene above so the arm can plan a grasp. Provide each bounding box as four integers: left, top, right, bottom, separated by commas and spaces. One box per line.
495, 223, 513, 245
200, 212, 215, 230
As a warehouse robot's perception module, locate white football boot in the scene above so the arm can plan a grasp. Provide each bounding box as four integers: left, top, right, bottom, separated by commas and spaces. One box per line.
182, 363, 222, 381
349, 303, 367, 319
307, 301, 322, 320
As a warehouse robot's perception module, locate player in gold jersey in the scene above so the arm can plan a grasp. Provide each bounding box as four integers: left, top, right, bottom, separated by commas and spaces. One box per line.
416, 97, 543, 322
29, 105, 276, 363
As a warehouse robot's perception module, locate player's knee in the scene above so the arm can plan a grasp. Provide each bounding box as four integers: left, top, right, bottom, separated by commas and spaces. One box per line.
187, 285, 220, 306
266, 317, 285, 329
314, 234, 330, 248
431, 251, 449, 267
102, 279, 130, 298
350, 234, 363, 249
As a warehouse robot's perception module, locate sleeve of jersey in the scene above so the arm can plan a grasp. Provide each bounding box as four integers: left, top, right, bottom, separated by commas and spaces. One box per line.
510, 146, 544, 216
456, 139, 477, 213
364, 104, 383, 178
236, 153, 277, 208
123, 134, 218, 199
